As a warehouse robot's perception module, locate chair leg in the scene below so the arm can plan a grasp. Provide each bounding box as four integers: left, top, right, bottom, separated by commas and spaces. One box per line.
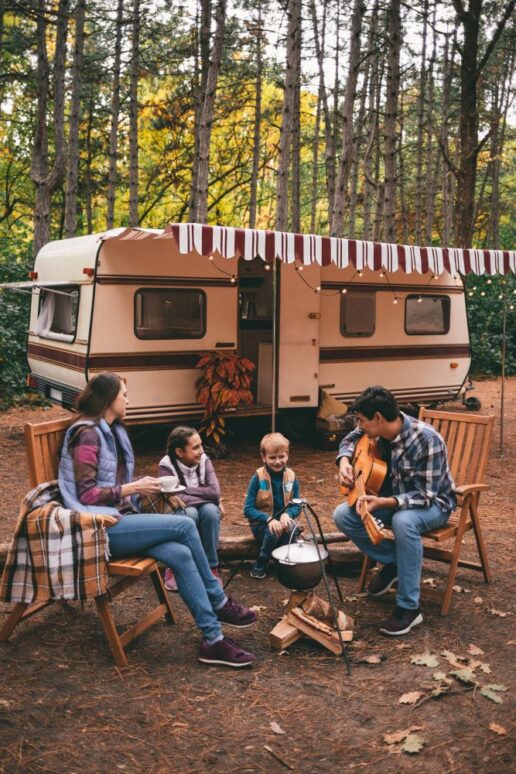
0, 603, 29, 641
440, 511, 469, 616
0, 600, 53, 642
357, 555, 372, 593
94, 594, 129, 667
469, 496, 492, 583
150, 567, 175, 625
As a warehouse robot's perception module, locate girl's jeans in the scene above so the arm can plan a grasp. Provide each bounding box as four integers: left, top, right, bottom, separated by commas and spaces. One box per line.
180, 503, 221, 568
333, 502, 450, 610
107, 514, 225, 641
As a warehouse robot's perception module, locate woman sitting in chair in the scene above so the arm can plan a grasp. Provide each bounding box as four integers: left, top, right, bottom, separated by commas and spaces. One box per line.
58, 371, 256, 668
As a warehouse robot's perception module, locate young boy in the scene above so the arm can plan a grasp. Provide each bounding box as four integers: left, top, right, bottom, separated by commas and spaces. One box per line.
244, 432, 302, 579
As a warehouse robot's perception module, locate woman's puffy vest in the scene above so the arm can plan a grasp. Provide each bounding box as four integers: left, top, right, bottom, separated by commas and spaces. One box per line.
255, 466, 296, 516
58, 418, 135, 516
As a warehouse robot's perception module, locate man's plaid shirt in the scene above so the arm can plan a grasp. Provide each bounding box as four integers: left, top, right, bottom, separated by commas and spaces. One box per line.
337, 412, 457, 514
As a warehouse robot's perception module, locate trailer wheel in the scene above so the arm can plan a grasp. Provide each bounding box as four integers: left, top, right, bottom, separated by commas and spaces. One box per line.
279, 408, 317, 442
464, 396, 482, 411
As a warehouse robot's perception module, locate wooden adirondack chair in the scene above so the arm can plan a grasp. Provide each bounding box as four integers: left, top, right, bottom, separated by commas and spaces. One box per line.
357, 409, 495, 614
0, 417, 175, 666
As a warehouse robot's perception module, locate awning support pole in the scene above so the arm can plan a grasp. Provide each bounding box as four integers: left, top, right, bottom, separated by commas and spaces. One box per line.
271, 258, 278, 432
499, 303, 506, 456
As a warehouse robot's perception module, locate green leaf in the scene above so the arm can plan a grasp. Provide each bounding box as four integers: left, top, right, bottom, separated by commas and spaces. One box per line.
401, 734, 425, 754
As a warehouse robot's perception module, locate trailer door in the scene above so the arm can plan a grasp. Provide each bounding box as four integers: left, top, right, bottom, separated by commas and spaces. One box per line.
278, 262, 321, 409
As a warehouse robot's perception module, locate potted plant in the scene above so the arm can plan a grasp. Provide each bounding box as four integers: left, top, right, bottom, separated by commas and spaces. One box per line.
195, 351, 255, 457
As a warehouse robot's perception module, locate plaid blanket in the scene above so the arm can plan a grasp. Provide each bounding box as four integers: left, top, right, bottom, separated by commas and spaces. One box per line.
0, 481, 109, 604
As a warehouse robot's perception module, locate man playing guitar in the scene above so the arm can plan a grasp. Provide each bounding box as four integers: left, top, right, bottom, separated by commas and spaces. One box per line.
333, 386, 456, 635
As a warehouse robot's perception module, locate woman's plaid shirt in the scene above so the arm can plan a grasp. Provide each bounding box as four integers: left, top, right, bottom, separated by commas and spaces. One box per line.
337, 412, 457, 514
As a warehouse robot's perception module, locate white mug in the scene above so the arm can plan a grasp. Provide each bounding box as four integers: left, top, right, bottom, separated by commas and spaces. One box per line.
160, 475, 179, 492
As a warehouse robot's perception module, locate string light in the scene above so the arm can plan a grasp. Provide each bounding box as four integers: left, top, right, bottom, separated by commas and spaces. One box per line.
393, 297, 399, 305
417, 296, 422, 303
379, 272, 384, 278
230, 275, 236, 284
341, 288, 348, 294
264, 264, 271, 271
358, 271, 363, 277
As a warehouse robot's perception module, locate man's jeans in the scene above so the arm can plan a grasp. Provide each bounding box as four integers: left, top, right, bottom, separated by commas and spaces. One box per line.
251, 522, 298, 570
181, 503, 221, 568
333, 502, 450, 610
107, 514, 225, 642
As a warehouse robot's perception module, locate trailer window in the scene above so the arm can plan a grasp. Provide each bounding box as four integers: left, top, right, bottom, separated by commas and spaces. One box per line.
340, 292, 375, 337
134, 289, 206, 339
405, 294, 450, 335
36, 287, 79, 342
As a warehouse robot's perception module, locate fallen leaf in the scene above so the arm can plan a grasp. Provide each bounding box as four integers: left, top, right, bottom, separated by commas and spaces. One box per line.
450, 668, 477, 685
478, 662, 492, 675
506, 640, 516, 645
396, 643, 411, 650
270, 721, 286, 735
0, 699, 11, 709
474, 596, 483, 604
250, 605, 267, 612
490, 609, 510, 617
401, 733, 426, 754
345, 595, 358, 602
483, 683, 508, 692
432, 672, 452, 682
422, 577, 437, 587
467, 643, 484, 656
489, 723, 507, 736
357, 655, 384, 665
172, 722, 188, 728
441, 650, 466, 668
383, 725, 423, 745
399, 691, 423, 705
481, 687, 503, 704
411, 653, 439, 668
430, 683, 452, 698
452, 585, 471, 593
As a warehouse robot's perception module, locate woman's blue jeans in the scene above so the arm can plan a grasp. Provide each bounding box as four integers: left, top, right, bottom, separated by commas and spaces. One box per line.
181, 503, 221, 568
107, 514, 226, 641
333, 502, 450, 610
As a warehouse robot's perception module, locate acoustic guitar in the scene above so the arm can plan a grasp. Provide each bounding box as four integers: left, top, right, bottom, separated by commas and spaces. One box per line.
340, 434, 388, 545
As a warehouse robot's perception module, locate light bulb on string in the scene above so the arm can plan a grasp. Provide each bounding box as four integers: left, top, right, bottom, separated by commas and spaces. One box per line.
341, 288, 348, 294
487, 279, 492, 284
230, 275, 236, 284
379, 272, 385, 278
468, 291, 474, 297
264, 263, 271, 271
393, 297, 398, 305
358, 271, 363, 277
315, 286, 321, 293
480, 291, 486, 296
499, 294, 503, 299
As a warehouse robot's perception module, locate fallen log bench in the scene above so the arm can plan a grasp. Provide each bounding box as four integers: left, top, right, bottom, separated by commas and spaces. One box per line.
0, 535, 363, 574
217, 533, 362, 574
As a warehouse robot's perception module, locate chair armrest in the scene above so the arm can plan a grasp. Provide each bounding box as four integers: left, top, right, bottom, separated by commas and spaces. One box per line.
455, 483, 490, 497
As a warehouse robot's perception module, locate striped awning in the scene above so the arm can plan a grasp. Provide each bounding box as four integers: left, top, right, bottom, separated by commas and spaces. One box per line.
104, 223, 516, 275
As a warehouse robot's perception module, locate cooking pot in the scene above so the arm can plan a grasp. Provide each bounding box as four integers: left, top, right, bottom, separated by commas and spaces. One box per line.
272, 539, 328, 590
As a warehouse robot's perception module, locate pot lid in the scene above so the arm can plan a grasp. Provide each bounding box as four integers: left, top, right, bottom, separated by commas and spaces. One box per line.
272, 540, 328, 564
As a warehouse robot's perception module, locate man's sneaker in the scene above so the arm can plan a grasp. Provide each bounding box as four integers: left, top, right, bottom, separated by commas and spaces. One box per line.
211, 566, 224, 587
379, 606, 423, 636
216, 596, 257, 628
367, 563, 398, 597
250, 564, 267, 579
164, 568, 178, 592
199, 636, 256, 667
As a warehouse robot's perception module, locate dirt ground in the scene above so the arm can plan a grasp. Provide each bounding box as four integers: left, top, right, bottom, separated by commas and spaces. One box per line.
0, 379, 514, 773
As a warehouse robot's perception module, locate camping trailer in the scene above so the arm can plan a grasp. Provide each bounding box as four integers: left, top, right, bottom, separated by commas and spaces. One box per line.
5, 222, 511, 425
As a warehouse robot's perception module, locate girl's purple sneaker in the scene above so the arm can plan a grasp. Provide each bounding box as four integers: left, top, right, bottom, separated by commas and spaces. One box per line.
216, 596, 257, 628
199, 637, 256, 667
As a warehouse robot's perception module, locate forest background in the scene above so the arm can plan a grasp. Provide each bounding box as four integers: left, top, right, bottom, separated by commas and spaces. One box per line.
0, 0, 514, 406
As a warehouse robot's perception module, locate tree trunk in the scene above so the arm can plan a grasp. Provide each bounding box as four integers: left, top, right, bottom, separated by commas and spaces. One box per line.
85, 92, 94, 233
128, 0, 140, 227
64, 0, 86, 238
382, 0, 401, 243
414, 0, 428, 244
440, 24, 456, 245
362, 0, 380, 241
106, 0, 124, 229
248, 5, 263, 229
290, 29, 302, 233
310, 0, 335, 229
31, 0, 70, 258
424, 5, 438, 244
331, 0, 363, 237
189, 0, 212, 222
398, 92, 409, 244
452, 0, 515, 247
191, 0, 227, 224
275, 0, 301, 231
